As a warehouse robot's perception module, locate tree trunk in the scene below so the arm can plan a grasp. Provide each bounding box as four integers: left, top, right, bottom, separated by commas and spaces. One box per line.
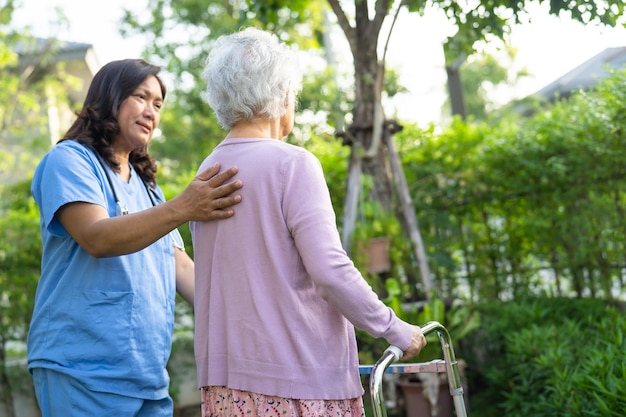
341, 146, 363, 252
333, 0, 433, 299
339, 6, 392, 249
384, 122, 433, 296
445, 52, 467, 119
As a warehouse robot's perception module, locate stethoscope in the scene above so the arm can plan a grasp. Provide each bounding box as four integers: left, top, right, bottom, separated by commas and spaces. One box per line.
95, 152, 184, 250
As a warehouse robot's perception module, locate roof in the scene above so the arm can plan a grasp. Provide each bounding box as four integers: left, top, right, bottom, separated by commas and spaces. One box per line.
16, 37, 90, 58
534, 46, 626, 100
15, 37, 100, 77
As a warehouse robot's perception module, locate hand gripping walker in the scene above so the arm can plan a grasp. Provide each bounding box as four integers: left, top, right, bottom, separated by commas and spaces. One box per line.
359, 321, 468, 417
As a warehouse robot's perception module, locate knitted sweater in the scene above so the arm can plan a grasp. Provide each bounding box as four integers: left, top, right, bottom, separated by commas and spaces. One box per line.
190, 138, 412, 400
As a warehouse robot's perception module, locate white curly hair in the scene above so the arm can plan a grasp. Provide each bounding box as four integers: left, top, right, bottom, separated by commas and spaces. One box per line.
201, 27, 303, 130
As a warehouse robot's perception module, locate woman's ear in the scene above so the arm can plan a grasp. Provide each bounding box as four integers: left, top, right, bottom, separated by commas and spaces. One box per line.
284, 90, 292, 108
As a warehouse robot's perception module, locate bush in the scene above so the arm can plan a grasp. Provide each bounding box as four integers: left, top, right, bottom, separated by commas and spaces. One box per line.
464, 298, 625, 417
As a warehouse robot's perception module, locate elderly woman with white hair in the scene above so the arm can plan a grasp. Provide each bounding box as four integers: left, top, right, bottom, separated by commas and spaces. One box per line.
190, 27, 427, 417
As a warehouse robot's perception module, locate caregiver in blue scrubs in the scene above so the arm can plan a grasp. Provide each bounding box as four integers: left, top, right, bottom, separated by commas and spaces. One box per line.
28, 58, 242, 417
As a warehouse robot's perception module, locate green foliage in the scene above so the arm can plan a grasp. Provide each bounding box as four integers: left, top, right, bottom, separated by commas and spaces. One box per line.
443, 45, 530, 122
243, 0, 327, 47
423, 0, 626, 64
0, 179, 41, 415
346, 173, 420, 300
122, 0, 353, 173
394, 70, 626, 302
304, 132, 350, 217
352, 185, 402, 240
148, 100, 225, 172
390, 293, 480, 364
418, 299, 480, 361
464, 298, 626, 417
0, 26, 80, 185
5, 0, 626, 412
0, 180, 40, 342
357, 292, 481, 374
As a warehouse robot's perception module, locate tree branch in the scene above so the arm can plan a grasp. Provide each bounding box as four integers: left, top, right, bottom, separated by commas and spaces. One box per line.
372, 0, 393, 34
381, 0, 404, 63
327, 0, 356, 52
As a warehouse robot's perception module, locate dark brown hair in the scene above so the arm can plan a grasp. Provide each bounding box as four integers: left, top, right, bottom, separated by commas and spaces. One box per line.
61, 59, 166, 186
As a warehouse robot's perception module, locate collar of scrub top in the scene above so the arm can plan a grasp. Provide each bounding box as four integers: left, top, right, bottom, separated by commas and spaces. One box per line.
94, 152, 184, 250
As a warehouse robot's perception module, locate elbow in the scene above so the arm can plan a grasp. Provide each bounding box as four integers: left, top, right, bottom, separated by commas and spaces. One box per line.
83, 246, 113, 258
73, 224, 131, 258
79, 239, 117, 258
88, 250, 111, 259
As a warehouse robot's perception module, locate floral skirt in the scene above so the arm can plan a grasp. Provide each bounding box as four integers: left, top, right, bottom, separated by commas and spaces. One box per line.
201, 386, 365, 417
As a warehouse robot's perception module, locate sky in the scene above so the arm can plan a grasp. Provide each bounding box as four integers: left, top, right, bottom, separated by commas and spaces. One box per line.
12, 0, 626, 125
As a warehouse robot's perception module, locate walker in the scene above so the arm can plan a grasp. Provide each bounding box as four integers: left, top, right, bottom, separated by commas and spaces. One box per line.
359, 321, 468, 417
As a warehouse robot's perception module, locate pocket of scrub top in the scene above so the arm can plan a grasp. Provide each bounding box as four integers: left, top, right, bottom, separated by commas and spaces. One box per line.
64, 290, 134, 366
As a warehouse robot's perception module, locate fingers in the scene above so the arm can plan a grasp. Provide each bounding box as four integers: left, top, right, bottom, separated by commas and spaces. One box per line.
187, 164, 243, 221
208, 208, 236, 219
212, 179, 244, 199
400, 326, 428, 361
206, 165, 240, 187
197, 165, 242, 199
211, 195, 243, 216
196, 163, 221, 181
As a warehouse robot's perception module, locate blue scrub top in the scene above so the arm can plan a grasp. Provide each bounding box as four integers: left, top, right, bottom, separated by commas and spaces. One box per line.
28, 140, 180, 400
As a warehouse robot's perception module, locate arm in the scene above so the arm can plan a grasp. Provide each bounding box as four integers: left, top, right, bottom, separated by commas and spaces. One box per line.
174, 247, 194, 305
285, 152, 423, 352
58, 164, 243, 257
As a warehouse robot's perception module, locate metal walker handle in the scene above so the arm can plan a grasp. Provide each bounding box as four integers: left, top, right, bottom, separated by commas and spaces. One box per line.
368, 321, 468, 417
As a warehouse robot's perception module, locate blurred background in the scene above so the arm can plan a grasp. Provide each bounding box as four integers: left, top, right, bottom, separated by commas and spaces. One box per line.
2, 1, 626, 416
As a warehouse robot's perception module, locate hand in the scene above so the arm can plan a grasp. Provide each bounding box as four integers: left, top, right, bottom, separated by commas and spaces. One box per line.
401, 325, 427, 361
177, 163, 243, 221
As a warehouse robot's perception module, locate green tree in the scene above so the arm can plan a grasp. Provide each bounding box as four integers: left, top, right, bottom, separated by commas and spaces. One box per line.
442, 46, 530, 122
1, 12, 79, 185
0, 4, 36, 416
327, 0, 625, 298
123, 0, 626, 300
120, 0, 333, 171
396, 69, 626, 302
0, 181, 40, 417
0, 2, 80, 414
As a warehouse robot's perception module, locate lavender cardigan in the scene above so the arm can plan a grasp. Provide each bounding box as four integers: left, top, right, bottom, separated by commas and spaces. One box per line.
190, 138, 412, 400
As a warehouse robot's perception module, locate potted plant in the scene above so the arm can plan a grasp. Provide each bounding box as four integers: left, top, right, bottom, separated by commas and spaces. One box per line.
350, 198, 404, 294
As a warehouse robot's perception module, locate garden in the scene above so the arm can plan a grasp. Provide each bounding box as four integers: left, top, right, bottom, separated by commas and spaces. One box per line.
2, 1, 626, 415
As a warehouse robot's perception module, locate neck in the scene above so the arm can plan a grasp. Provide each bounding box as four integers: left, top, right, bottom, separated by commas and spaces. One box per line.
227, 119, 282, 140
112, 152, 131, 182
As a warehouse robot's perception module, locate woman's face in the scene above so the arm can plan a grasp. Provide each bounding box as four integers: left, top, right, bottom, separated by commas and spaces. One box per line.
113, 75, 163, 153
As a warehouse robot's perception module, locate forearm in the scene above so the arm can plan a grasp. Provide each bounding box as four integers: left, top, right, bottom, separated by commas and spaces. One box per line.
61, 164, 243, 258
296, 219, 412, 347
73, 200, 187, 257
175, 248, 195, 305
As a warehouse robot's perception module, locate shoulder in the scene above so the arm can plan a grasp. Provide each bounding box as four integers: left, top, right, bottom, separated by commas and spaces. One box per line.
44, 140, 97, 166
274, 141, 319, 164
31, 140, 108, 226
289, 143, 320, 170
277, 143, 325, 184
35, 140, 101, 185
